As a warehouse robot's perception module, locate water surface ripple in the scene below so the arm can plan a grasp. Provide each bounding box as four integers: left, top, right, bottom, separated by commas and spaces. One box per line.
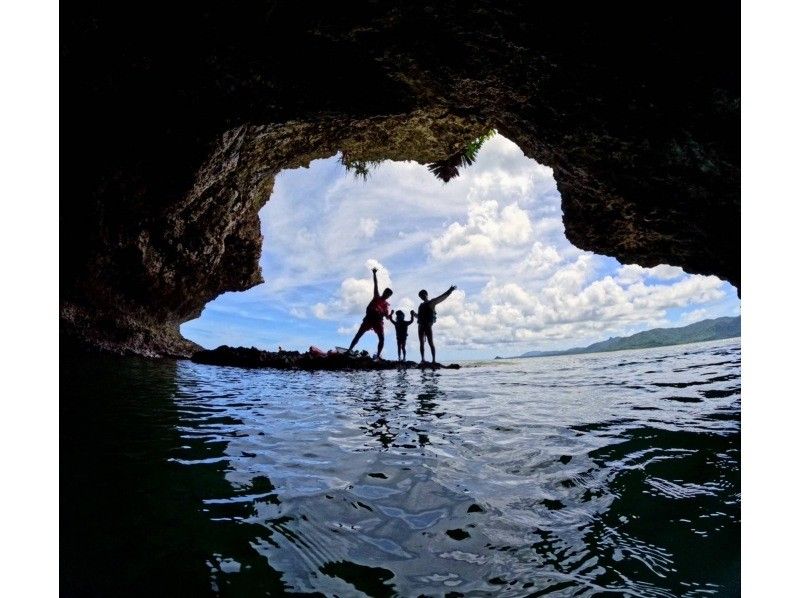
63, 338, 740, 597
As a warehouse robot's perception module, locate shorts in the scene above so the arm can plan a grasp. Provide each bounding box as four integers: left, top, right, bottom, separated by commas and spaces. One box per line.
361, 318, 384, 334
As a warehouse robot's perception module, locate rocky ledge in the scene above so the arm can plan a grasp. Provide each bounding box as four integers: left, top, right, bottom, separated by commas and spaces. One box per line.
191, 346, 461, 371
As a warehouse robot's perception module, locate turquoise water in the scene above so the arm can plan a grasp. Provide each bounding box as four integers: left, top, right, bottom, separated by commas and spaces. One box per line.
62, 338, 740, 596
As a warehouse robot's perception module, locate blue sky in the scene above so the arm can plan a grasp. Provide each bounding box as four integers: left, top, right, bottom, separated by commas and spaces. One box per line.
181, 135, 740, 360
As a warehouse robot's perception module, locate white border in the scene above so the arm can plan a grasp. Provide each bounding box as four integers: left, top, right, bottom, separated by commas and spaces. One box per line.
2, 1, 784, 593
742, 0, 800, 595
0, 0, 59, 594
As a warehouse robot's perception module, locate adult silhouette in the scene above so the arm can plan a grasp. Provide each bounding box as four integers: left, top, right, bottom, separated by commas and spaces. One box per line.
417, 285, 456, 364
347, 267, 393, 358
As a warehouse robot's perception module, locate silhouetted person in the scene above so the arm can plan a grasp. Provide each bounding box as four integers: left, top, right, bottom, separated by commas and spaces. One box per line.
388, 309, 416, 361
348, 267, 393, 358
417, 285, 456, 364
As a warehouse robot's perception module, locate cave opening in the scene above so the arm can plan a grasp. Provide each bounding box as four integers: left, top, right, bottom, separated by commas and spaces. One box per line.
180, 134, 739, 361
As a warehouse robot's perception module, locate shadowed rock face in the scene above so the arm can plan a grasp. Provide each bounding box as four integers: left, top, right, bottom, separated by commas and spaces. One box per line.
191, 346, 461, 371
61, 2, 739, 357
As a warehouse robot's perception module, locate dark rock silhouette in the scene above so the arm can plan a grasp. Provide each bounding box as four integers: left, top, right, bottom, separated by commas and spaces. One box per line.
191, 346, 461, 371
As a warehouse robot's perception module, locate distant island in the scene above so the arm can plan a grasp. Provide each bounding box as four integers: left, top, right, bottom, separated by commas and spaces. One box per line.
497, 316, 741, 359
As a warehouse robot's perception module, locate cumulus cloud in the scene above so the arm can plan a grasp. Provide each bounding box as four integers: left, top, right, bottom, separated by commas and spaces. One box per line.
518, 242, 563, 278
429, 201, 532, 260
427, 259, 727, 349
533, 217, 566, 242
542, 254, 596, 296
316, 259, 393, 319
337, 278, 375, 315
393, 296, 416, 316
464, 136, 557, 205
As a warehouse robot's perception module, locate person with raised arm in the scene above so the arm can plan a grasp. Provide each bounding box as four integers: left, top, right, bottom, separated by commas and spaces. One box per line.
347, 267, 393, 359
416, 285, 457, 364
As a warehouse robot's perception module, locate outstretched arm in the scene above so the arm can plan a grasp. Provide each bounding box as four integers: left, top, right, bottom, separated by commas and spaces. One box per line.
409, 311, 416, 324
430, 285, 457, 307
372, 267, 379, 298
388, 310, 396, 324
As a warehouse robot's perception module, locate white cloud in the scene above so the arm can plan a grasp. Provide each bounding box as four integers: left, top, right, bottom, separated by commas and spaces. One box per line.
649, 265, 685, 279
627, 275, 726, 308
533, 217, 566, 242
359, 217, 378, 238
365, 258, 389, 275
324, 259, 394, 318
426, 258, 727, 350
518, 242, 563, 277
429, 201, 532, 260
393, 297, 416, 316
337, 278, 373, 315
289, 306, 307, 319
615, 263, 686, 285
336, 323, 359, 335
312, 303, 329, 319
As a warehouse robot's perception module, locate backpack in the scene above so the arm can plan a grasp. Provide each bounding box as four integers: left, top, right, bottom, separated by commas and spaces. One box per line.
418, 301, 437, 325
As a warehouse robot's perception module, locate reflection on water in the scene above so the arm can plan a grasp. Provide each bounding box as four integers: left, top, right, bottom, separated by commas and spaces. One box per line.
62, 339, 740, 596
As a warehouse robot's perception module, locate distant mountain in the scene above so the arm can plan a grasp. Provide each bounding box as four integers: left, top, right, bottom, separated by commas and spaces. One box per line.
508, 316, 741, 359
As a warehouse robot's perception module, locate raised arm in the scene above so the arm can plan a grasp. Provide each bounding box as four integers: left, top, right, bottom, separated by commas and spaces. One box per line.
372, 267, 379, 298
388, 309, 396, 324
430, 285, 457, 307
409, 311, 416, 324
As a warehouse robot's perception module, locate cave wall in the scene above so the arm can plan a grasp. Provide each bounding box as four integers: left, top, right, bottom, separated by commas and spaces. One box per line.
61, 1, 740, 357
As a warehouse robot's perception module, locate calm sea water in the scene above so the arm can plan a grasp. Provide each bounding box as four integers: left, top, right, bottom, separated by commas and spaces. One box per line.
62, 338, 740, 597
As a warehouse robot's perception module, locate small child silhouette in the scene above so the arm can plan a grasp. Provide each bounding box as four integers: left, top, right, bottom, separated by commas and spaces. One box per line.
388, 309, 416, 362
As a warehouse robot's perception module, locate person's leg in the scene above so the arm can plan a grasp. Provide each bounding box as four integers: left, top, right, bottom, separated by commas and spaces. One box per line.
397, 339, 401, 361
401, 340, 406, 361
418, 327, 426, 362
376, 328, 385, 358
427, 329, 436, 364
348, 321, 369, 351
